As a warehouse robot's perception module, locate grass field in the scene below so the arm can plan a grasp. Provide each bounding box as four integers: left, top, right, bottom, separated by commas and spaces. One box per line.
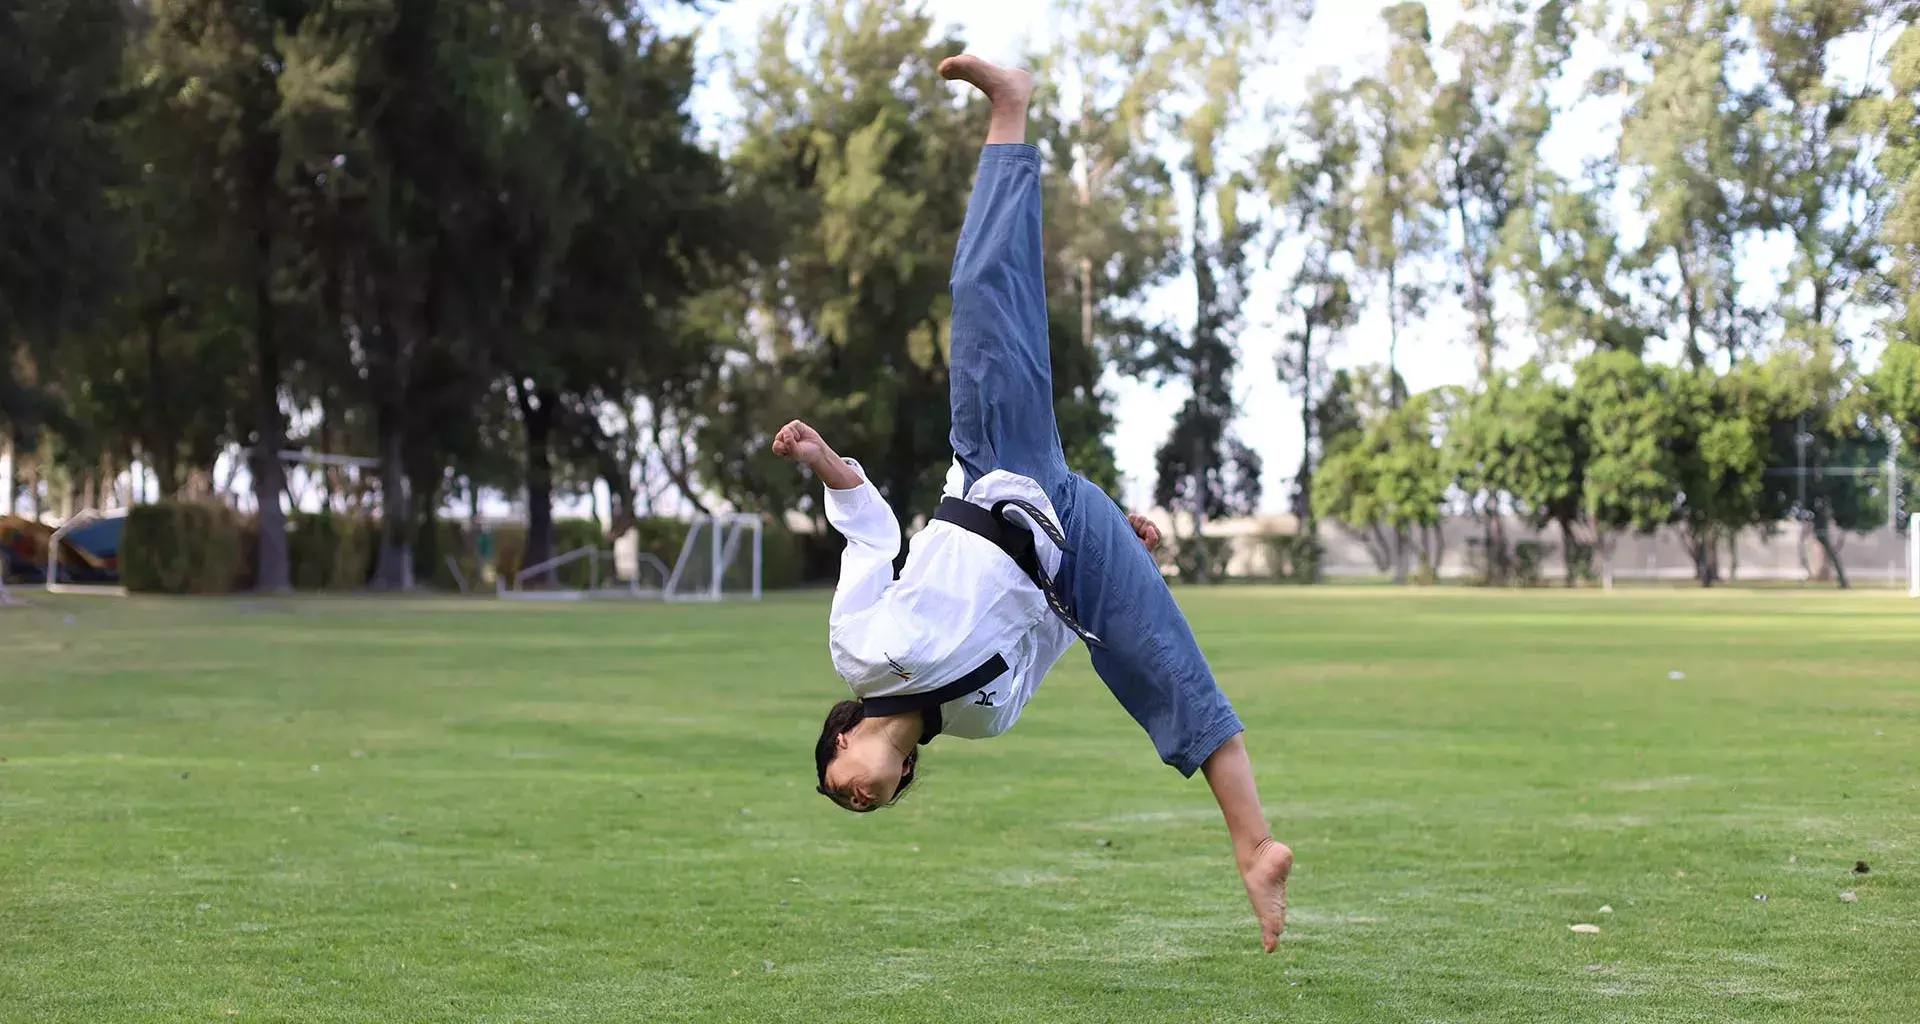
2, 588, 1916, 1023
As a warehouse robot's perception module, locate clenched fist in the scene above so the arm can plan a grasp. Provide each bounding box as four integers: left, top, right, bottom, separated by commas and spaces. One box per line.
1129, 514, 1162, 552
771, 420, 828, 465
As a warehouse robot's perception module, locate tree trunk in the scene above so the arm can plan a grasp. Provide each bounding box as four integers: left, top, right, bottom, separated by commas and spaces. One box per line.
1558, 517, 1578, 587
1393, 523, 1409, 584
1077, 98, 1098, 370
1599, 529, 1615, 591
1457, 192, 1496, 383
145, 314, 180, 498
1294, 311, 1318, 574
371, 423, 412, 590
467, 479, 481, 548
411, 465, 442, 588
1387, 261, 1404, 407
520, 386, 556, 587
250, 289, 291, 592
1679, 240, 1706, 371
1813, 521, 1850, 590
1191, 433, 1209, 585
0, 430, 13, 516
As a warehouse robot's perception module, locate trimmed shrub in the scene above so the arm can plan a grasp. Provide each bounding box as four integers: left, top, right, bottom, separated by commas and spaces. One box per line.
489, 524, 527, 582
759, 523, 810, 590
287, 512, 375, 591
1162, 534, 1234, 584
428, 520, 481, 591
1259, 533, 1321, 583
548, 519, 606, 588
122, 501, 247, 594
490, 519, 608, 589
1513, 541, 1552, 588
629, 517, 691, 573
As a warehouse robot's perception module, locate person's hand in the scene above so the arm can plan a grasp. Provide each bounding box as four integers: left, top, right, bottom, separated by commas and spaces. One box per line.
1128, 514, 1162, 552
772, 420, 829, 465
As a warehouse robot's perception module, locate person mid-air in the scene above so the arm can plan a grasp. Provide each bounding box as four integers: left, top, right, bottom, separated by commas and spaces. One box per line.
771, 54, 1293, 952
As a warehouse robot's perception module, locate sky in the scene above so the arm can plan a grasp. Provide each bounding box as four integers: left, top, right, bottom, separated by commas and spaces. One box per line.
668, 0, 1551, 513
663, 0, 1902, 517
135, 0, 1899, 526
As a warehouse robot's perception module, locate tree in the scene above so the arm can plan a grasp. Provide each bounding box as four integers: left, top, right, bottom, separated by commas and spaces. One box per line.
1447, 363, 1586, 584
1, 0, 127, 503
1264, 70, 1361, 549
724, 0, 984, 525
1615, 0, 1759, 370
1502, 173, 1650, 358
483, 4, 730, 579
138, 0, 367, 591
1866, 342, 1920, 443
1666, 364, 1769, 585
1352, 2, 1441, 406
1433, 0, 1577, 380
1313, 387, 1451, 582
1756, 348, 1882, 587
1573, 350, 1683, 589
1151, 39, 1264, 581
1746, 0, 1887, 362
1040, 0, 1186, 496
1867, 19, 1920, 346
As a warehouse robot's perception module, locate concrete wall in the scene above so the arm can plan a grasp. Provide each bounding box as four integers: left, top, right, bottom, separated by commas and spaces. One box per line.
1140, 510, 1916, 586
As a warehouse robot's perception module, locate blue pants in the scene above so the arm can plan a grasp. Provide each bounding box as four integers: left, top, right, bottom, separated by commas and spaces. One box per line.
948, 144, 1244, 777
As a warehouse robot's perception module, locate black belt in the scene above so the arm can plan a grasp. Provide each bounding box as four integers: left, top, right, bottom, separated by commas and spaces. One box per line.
931, 497, 1103, 649
857, 497, 1101, 745
862, 653, 1009, 744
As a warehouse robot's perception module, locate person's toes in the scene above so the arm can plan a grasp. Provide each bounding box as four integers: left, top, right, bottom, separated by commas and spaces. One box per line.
938, 54, 984, 83
938, 54, 1030, 105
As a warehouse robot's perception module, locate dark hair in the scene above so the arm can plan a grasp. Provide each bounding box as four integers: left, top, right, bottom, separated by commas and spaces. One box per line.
814, 699, 917, 812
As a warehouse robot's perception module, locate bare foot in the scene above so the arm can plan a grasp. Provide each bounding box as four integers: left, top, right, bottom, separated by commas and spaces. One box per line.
937, 54, 1034, 111
1240, 838, 1292, 953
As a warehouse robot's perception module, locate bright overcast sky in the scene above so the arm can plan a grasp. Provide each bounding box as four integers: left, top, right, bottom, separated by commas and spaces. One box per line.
668, 0, 1867, 514
672, 0, 1513, 513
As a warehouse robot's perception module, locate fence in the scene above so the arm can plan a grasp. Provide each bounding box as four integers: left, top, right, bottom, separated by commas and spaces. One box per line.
1148, 511, 1914, 587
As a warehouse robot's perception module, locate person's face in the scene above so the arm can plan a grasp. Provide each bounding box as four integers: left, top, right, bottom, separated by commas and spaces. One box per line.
821, 729, 910, 812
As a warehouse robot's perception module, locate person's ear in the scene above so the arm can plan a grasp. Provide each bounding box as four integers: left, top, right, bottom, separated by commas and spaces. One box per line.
836, 732, 851, 751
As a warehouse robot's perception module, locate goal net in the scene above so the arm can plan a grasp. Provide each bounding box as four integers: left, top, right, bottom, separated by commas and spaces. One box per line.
664, 514, 763, 602
496, 513, 762, 603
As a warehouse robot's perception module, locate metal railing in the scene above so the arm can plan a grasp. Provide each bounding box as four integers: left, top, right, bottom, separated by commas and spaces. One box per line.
498, 546, 671, 600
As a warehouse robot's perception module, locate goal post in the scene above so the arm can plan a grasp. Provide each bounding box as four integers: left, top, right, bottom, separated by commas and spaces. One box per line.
1910, 513, 1918, 598
664, 513, 762, 602
497, 513, 763, 603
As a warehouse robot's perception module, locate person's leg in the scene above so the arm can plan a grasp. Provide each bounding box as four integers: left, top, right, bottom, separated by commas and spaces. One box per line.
940, 56, 1070, 494
1062, 474, 1292, 951
1204, 735, 1294, 953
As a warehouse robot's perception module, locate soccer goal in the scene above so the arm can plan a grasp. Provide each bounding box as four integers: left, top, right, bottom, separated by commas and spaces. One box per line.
496, 513, 761, 602
665, 513, 763, 602
1909, 513, 1918, 598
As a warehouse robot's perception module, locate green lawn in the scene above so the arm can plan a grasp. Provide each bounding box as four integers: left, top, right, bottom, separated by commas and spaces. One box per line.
2, 588, 1916, 1023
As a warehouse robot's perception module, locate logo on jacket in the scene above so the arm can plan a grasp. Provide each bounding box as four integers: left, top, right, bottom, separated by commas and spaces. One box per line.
886, 654, 913, 682
971, 690, 998, 707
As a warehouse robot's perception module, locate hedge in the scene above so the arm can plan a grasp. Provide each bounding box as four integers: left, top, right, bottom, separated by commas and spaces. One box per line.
486, 519, 607, 588
121, 506, 829, 594
1158, 534, 1234, 583
122, 501, 249, 594
1259, 533, 1321, 583
287, 512, 375, 590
